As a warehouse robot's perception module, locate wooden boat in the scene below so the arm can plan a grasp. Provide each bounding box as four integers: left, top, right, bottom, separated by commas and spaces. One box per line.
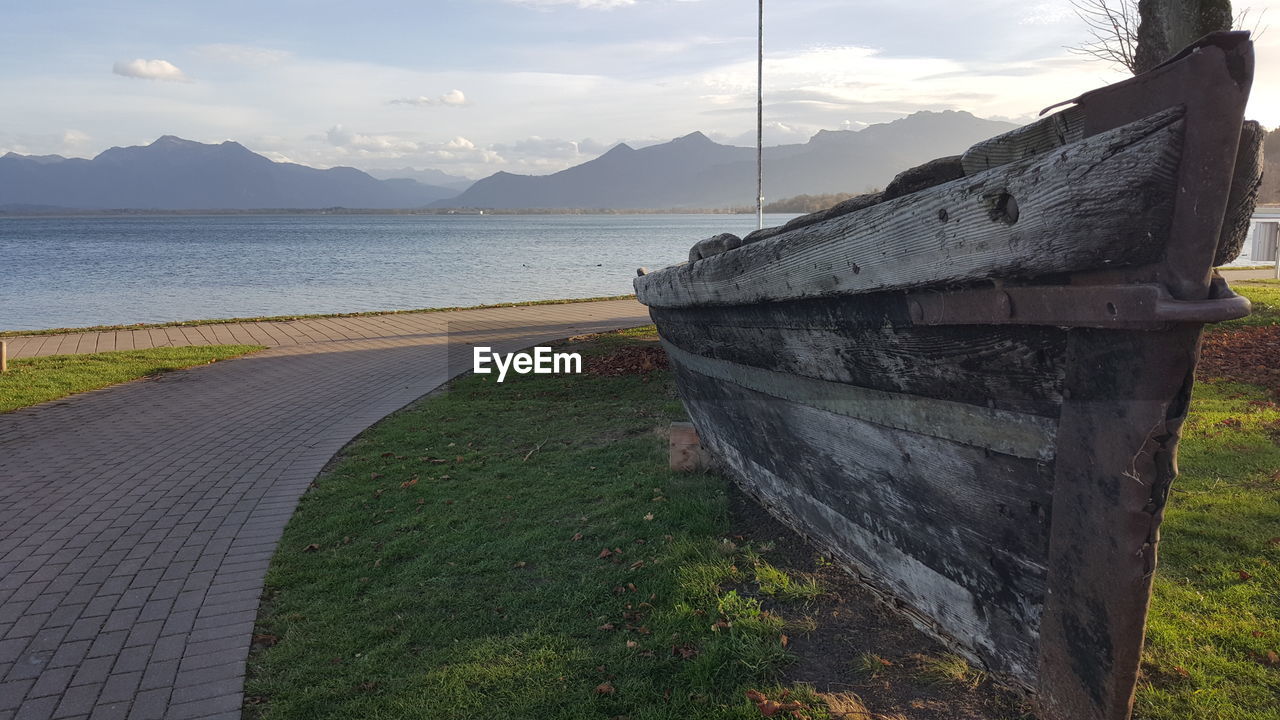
635, 32, 1258, 720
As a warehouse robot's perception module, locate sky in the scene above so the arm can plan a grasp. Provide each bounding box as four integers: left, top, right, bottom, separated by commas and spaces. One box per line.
2, 0, 1278, 180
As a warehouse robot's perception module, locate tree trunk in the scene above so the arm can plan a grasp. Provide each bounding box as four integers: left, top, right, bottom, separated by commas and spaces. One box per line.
1136, 0, 1259, 269
1135, 0, 1233, 72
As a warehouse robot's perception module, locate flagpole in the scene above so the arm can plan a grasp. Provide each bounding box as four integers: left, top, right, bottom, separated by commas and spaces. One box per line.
756, 0, 763, 230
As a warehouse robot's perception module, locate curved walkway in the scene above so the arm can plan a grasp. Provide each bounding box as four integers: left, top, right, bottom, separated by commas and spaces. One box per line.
0, 299, 649, 720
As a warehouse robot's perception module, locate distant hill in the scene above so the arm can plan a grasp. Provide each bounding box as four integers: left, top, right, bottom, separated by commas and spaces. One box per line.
364, 166, 475, 192
0, 136, 459, 210
442, 111, 1018, 210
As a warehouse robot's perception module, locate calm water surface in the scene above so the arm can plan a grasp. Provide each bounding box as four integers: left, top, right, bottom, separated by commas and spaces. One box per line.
0, 214, 796, 331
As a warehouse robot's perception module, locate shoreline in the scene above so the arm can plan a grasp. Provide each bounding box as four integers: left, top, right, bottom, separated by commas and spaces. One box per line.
0, 294, 636, 337
0, 208, 779, 219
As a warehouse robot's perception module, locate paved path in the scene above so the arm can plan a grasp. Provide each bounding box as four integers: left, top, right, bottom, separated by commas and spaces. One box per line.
2, 301, 637, 360
1219, 266, 1278, 281
0, 299, 649, 720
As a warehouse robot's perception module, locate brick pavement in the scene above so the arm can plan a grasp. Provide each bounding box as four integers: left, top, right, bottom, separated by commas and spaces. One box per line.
0, 299, 649, 719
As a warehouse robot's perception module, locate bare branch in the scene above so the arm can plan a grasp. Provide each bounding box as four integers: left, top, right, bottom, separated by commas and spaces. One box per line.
1236, 7, 1268, 41
1067, 0, 1140, 73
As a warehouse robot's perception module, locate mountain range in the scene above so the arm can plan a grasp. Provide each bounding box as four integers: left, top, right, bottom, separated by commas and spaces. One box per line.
0, 136, 458, 210
1, 111, 1021, 212
364, 166, 475, 191
446, 111, 1018, 209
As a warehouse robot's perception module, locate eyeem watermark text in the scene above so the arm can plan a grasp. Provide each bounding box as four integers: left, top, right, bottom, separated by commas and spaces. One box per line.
473, 346, 582, 382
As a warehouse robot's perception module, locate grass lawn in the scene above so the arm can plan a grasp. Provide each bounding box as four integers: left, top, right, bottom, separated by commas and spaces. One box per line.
1132, 281, 1280, 719
0, 345, 263, 412
1225, 280, 1280, 327
245, 328, 835, 719
1135, 379, 1280, 719
248, 309, 1279, 719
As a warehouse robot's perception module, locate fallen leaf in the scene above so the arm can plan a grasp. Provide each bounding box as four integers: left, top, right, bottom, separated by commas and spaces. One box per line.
252, 633, 279, 647
599, 548, 614, 559
626, 640, 638, 648
513, 561, 527, 569
571, 533, 583, 542
744, 688, 805, 717
599, 623, 616, 631
302, 543, 320, 553
643, 513, 655, 521
629, 560, 646, 570
400, 476, 419, 489
780, 634, 789, 648
595, 682, 615, 695
1173, 665, 1190, 678
1239, 569, 1254, 581
381, 452, 395, 458
711, 619, 731, 631
370, 473, 382, 480
672, 644, 699, 660
1264, 651, 1280, 667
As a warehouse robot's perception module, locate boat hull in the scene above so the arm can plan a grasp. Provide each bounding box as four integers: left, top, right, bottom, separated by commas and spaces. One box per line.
636, 32, 1257, 720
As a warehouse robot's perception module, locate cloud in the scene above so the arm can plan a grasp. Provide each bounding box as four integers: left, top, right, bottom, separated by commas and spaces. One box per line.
112, 58, 190, 82
389, 89, 468, 106
326, 124, 420, 153
62, 129, 90, 147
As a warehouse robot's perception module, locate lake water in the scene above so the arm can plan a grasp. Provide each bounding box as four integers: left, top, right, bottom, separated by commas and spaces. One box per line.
0, 214, 797, 331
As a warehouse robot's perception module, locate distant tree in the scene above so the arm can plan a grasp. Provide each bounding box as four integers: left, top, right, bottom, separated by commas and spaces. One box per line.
763, 193, 859, 214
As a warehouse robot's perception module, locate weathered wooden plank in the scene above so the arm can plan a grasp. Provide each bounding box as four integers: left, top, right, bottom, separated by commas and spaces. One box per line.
1070, 33, 1251, 300
663, 341, 1056, 460
675, 364, 1054, 681
651, 296, 1067, 417
1036, 326, 1202, 720
960, 106, 1086, 175
636, 108, 1184, 309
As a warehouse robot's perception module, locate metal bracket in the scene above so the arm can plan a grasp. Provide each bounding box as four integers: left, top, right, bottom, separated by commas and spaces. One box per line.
908, 275, 1251, 329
